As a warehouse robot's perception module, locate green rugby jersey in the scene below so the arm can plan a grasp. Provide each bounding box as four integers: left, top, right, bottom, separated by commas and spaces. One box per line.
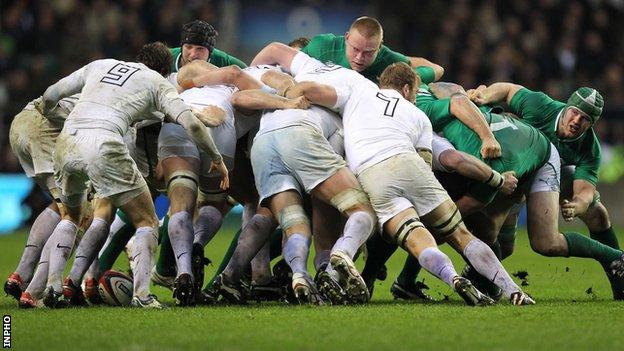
169, 47, 247, 73
301, 33, 436, 84
417, 85, 551, 203
509, 88, 601, 186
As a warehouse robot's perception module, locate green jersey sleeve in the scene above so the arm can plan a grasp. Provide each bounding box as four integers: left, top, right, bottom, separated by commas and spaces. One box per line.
573, 133, 601, 185
508, 88, 565, 130
209, 48, 247, 68
414, 66, 435, 85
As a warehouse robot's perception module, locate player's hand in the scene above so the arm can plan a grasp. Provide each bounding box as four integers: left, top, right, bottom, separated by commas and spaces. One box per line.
480, 137, 501, 159
209, 160, 230, 190
500, 171, 518, 195
467, 85, 487, 105
561, 199, 587, 221
285, 96, 310, 110
34, 99, 45, 115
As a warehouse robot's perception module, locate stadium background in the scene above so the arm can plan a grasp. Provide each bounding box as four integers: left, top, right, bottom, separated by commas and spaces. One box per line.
1, 0, 624, 233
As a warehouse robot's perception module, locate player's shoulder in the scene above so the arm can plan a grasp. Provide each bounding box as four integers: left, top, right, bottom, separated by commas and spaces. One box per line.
305, 33, 344, 50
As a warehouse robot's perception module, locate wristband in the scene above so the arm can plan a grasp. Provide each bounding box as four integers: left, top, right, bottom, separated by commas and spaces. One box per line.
486, 170, 504, 189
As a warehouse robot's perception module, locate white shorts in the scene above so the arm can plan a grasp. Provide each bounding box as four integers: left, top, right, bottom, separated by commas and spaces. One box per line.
251, 125, 346, 203
358, 152, 451, 227
431, 134, 455, 172
528, 144, 561, 194
54, 128, 147, 207
9, 108, 62, 180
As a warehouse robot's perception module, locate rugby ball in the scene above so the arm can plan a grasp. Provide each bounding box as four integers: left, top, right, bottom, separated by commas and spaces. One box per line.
98, 270, 133, 306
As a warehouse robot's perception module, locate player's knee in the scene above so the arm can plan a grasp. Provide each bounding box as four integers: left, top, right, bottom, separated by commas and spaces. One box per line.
329, 187, 371, 215
393, 217, 425, 249
580, 202, 611, 231
529, 237, 562, 257
277, 204, 310, 235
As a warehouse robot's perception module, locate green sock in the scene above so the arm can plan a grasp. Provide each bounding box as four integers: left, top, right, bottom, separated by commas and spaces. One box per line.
498, 225, 517, 260
563, 232, 623, 266
98, 210, 135, 272
397, 255, 422, 286
204, 228, 242, 291
155, 214, 177, 277
590, 226, 620, 250
361, 233, 397, 288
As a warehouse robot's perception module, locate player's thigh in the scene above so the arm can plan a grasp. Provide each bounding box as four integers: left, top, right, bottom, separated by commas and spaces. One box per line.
384, 207, 436, 255
119, 189, 158, 229
526, 191, 560, 247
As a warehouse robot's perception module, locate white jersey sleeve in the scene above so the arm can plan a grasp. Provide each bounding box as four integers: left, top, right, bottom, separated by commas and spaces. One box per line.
155, 80, 192, 124
289, 51, 325, 76
41, 64, 88, 115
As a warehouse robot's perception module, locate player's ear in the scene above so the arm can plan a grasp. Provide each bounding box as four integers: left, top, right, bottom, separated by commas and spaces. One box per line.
402, 84, 410, 99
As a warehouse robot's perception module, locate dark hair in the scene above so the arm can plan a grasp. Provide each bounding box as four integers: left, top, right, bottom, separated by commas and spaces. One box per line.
379, 62, 419, 92
181, 20, 218, 53
288, 37, 310, 49
136, 41, 172, 77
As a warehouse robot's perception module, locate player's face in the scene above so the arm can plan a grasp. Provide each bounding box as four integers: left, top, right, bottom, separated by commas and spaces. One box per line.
182, 44, 210, 65
345, 29, 381, 72
558, 107, 592, 139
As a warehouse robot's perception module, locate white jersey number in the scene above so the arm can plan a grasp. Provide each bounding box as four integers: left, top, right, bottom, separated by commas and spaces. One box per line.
376, 92, 399, 117
100, 63, 140, 87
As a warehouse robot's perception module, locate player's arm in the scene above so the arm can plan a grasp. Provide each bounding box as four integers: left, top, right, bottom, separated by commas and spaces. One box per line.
40, 65, 88, 115
231, 90, 310, 115
429, 82, 501, 158
285, 81, 340, 110
179, 65, 263, 91
192, 105, 227, 127
409, 56, 444, 81
561, 179, 596, 221
439, 149, 518, 195
251, 42, 299, 69
469, 82, 524, 106
261, 70, 296, 96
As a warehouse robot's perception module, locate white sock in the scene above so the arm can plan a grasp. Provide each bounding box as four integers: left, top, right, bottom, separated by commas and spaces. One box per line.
193, 206, 222, 247
223, 214, 275, 282
25, 237, 53, 298
68, 218, 109, 283
131, 227, 158, 299
417, 247, 458, 288
332, 211, 374, 258
283, 233, 310, 274
169, 211, 194, 277
47, 220, 78, 293
15, 207, 60, 282
251, 241, 271, 284
463, 239, 521, 298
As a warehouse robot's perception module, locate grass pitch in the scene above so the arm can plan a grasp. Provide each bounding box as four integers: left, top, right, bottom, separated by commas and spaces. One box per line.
1, 223, 623, 350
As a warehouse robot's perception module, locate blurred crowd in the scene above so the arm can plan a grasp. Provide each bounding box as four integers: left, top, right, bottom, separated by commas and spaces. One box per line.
1, 0, 623, 173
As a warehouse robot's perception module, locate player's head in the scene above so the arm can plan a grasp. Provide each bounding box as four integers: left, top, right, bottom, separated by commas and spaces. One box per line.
559, 87, 603, 139
379, 62, 420, 102
345, 16, 383, 72
137, 41, 172, 77
288, 37, 310, 50
180, 20, 218, 65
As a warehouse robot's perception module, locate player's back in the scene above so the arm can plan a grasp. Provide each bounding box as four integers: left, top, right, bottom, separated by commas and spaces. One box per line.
443, 112, 551, 181
343, 86, 432, 174
67, 59, 171, 135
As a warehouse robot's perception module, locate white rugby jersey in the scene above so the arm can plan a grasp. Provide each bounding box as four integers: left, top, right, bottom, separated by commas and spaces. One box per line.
180, 84, 237, 159
256, 105, 342, 142
290, 51, 377, 114
42, 58, 189, 135
341, 87, 433, 175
